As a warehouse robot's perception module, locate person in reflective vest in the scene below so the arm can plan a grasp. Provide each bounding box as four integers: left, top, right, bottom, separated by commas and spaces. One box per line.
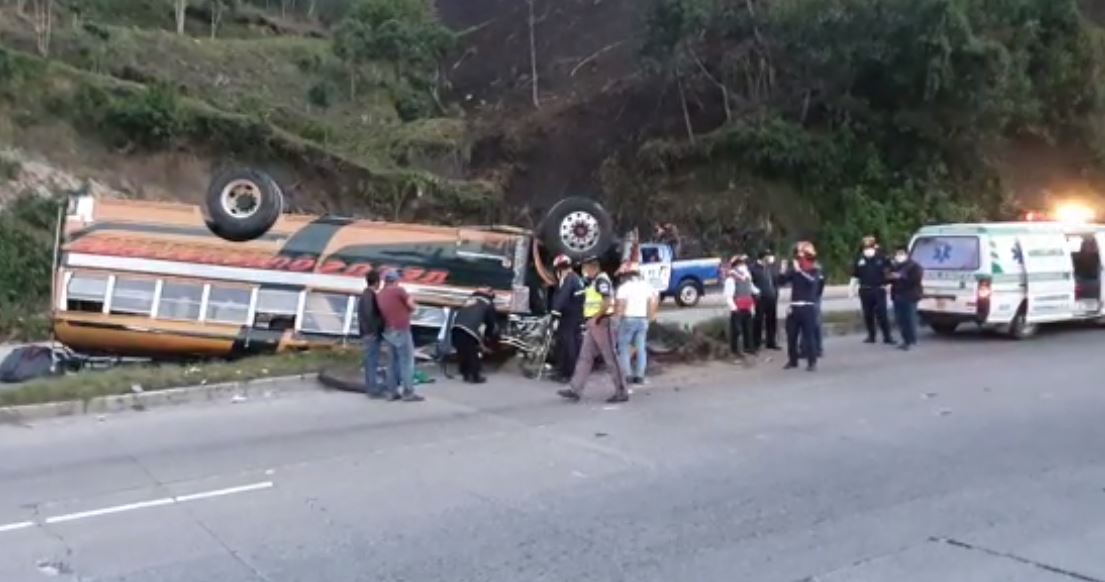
451, 287, 499, 383
558, 256, 629, 403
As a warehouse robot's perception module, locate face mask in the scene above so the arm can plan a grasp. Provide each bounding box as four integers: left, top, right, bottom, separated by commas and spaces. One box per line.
895, 254, 907, 264
765, 256, 775, 264
863, 248, 876, 258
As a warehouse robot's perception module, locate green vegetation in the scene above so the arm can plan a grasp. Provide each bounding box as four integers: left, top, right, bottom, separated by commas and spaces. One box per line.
0, 349, 361, 407
0, 193, 58, 341
332, 0, 453, 120
632, 0, 1105, 276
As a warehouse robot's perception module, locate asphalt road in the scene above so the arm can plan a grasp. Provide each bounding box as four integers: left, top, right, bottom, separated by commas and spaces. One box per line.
2, 327, 1105, 581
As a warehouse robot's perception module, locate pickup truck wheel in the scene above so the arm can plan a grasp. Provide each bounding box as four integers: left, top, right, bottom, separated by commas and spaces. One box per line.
539, 197, 614, 262
674, 279, 702, 307
203, 168, 284, 242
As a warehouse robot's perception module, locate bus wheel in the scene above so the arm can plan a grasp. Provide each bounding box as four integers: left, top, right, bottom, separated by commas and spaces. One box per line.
1008, 309, 1037, 340
539, 197, 614, 263
203, 168, 284, 242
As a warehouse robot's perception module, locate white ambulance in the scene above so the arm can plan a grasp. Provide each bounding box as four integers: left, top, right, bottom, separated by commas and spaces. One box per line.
910, 220, 1105, 339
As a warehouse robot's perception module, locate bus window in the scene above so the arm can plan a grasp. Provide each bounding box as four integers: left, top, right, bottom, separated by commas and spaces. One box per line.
110, 278, 157, 316
206, 286, 252, 324
254, 288, 299, 331
301, 292, 349, 335
66, 274, 109, 313
158, 281, 204, 321
348, 295, 361, 337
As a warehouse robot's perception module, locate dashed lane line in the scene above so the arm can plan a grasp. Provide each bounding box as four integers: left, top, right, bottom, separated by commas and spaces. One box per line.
0, 480, 274, 534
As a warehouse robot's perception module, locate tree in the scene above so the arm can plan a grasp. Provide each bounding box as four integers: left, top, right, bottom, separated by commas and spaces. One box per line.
332, 0, 454, 100
642, 0, 713, 142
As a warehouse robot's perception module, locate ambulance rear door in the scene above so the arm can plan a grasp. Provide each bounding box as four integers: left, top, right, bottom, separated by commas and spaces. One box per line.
1017, 233, 1075, 323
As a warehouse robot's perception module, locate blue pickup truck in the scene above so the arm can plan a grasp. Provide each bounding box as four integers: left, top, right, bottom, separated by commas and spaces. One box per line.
634, 243, 723, 307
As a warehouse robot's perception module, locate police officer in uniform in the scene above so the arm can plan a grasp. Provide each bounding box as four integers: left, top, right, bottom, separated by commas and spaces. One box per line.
451, 286, 499, 383
550, 254, 584, 383
849, 236, 895, 345
558, 256, 629, 403
781, 241, 825, 372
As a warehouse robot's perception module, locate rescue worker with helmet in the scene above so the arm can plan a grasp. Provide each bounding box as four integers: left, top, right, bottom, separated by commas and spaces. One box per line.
849, 235, 895, 345
450, 286, 499, 384
550, 254, 584, 383
558, 256, 629, 403
780, 241, 826, 372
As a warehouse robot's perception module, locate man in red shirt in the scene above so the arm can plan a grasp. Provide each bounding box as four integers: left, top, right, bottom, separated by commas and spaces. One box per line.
375, 270, 424, 402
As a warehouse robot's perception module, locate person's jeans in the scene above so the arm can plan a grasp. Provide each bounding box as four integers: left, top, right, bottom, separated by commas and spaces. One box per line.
893, 299, 920, 346
383, 329, 416, 395
362, 334, 382, 395
617, 317, 649, 379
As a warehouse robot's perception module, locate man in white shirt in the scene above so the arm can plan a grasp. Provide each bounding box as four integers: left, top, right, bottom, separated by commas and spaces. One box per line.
615, 264, 659, 385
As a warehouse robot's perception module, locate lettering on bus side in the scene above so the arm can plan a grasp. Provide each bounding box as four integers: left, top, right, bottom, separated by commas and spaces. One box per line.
67, 236, 451, 285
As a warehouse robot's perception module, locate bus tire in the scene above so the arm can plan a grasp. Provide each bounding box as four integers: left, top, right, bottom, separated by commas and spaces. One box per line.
1008, 307, 1037, 340
539, 197, 614, 263
203, 168, 285, 242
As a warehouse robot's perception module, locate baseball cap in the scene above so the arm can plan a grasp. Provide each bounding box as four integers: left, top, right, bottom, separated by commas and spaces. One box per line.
383, 270, 401, 283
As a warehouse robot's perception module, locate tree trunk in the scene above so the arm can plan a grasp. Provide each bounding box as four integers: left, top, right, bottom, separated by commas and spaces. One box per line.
209, 1, 222, 39
175, 0, 187, 35
31, 0, 53, 57
677, 73, 695, 145
527, 0, 540, 109
16, 0, 27, 16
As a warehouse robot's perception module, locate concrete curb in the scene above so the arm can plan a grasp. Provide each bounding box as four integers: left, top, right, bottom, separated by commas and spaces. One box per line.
0, 374, 320, 424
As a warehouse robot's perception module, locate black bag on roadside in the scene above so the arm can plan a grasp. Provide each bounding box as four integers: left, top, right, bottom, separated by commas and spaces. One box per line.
0, 346, 57, 384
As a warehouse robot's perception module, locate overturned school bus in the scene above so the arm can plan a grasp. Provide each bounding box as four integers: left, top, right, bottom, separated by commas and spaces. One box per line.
52, 169, 617, 359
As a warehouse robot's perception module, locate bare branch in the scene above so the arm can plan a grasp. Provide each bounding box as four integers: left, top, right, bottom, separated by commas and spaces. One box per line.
677, 72, 696, 145
570, 41, 625, 78
689, 47, 731, 123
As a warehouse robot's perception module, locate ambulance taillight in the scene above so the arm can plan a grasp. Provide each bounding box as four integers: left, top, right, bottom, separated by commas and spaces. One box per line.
976, 279, 992, 321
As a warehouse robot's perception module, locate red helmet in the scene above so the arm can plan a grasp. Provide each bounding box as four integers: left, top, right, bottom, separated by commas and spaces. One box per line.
552, 254, 572, 268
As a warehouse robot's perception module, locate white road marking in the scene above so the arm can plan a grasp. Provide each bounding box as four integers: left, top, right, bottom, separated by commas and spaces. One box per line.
0, 481, 274, 534
174, 481, 274, 502
46, 498, 176, 524
0, 521, 34, 533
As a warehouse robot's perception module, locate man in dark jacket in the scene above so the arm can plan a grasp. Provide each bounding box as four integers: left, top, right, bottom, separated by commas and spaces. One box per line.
357, 271, 384, 397
550, 254, 584, 383
850, 235, 895, 345
451, 287, 500, 383
888, 246, 924, 351
750, 249, 781, 351
780, 242, 825, 371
